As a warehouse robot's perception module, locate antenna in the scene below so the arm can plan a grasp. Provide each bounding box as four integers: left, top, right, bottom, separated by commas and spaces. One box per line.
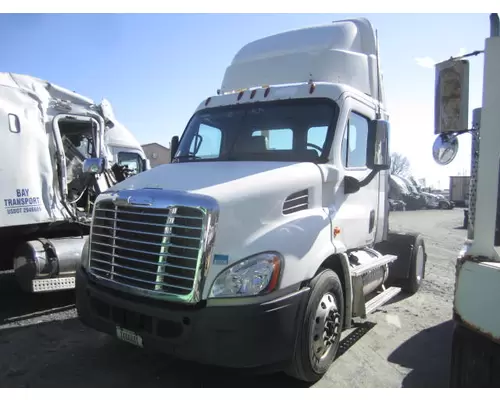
375, 29, 383, 119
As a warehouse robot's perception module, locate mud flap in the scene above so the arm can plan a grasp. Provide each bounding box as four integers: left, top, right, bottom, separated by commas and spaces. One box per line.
373, 231, 424, 282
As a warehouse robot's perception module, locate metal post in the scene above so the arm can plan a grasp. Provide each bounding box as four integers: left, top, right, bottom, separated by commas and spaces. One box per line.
467, 108, 481, 240
468, 23, 500, 258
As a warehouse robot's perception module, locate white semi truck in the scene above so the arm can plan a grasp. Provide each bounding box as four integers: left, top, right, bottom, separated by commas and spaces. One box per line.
76, 18, 427, 383
0, 73, 149, 293
432, 13, 500, 387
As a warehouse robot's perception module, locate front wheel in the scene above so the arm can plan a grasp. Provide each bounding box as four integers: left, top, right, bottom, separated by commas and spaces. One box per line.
286, 269, 344, 383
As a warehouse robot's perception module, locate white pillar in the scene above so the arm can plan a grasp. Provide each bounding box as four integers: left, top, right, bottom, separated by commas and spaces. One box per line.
469, 36, 500, 259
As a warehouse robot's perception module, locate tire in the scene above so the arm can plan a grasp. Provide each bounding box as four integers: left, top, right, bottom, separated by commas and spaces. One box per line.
286, 269, 344, 383
401, 234, 426, 294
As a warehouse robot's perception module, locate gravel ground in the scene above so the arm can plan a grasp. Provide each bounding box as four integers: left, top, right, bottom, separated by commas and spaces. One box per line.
0, 209, 465, 388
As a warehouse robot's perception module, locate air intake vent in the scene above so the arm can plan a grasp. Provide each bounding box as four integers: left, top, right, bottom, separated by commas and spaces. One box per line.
283, 189, 309, 215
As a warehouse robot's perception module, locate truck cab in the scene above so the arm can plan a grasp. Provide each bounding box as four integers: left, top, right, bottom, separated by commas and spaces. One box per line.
104, 120, 150, 176
0, 72, 145, 293
76, 17, 426, 383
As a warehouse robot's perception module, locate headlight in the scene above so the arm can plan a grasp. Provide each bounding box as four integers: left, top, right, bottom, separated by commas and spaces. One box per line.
209, 252, 283, 298
81, 237, 90, 270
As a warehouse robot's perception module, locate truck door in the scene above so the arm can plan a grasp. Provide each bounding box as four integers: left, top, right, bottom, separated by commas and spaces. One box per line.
334, 97, 380, 249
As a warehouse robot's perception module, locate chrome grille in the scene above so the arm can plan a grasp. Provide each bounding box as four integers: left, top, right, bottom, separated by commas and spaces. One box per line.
89, 201, 204, 298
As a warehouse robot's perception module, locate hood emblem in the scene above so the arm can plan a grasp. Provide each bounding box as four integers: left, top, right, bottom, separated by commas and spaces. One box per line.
113, 194, 154, 207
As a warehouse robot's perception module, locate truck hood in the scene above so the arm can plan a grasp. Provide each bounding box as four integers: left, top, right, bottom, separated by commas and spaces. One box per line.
101, 161, 332, 299
107, 161, 323, 206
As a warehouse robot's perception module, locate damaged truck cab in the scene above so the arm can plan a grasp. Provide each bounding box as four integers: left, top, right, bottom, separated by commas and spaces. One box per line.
0, 73, 148, 293
76, 18, 426, 382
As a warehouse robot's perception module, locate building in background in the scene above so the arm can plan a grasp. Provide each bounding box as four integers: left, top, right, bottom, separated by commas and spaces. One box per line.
141, 142, 171, 168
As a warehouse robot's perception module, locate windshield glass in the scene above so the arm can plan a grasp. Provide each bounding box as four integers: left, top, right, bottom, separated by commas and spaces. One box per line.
117, 152, 143, 174
174, 99, 339, 163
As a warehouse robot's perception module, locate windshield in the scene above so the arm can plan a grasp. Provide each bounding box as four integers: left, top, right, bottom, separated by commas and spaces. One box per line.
174, 99, 339, 163
117, 151, 144, 174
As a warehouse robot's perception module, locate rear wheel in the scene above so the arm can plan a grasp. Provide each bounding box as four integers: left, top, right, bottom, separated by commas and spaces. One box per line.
401, 235, 426, 294
286, 269, 344, 383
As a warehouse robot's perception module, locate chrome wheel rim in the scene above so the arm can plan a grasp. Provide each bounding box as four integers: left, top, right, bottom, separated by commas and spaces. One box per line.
310, 292, 341, 361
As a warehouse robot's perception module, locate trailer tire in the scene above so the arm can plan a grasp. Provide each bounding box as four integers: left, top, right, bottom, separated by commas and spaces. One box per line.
401, 235, 426, 294
286, 269, 344, 383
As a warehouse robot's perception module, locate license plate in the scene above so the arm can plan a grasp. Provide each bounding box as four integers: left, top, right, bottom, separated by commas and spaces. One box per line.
116, 326, 143, 348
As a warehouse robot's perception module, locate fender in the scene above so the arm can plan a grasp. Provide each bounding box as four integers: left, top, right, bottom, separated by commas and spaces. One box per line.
304, 237, 354, 329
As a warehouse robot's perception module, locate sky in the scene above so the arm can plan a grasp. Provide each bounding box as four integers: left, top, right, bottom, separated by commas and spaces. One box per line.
0, 13, 492, 189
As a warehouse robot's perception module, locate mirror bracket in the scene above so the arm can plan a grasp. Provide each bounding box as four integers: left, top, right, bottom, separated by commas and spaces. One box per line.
170, 136, 180, 162
344, 170, 380, 195
344, 176, 361, 194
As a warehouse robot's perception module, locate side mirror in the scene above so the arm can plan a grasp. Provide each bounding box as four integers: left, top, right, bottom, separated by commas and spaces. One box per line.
432, 134, 459, 165
170, 136, 180, 162
367, 119, 390, 171
83, 158, 105, 175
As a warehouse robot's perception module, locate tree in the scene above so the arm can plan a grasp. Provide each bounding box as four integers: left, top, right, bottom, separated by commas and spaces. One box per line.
390, 152, 411, 177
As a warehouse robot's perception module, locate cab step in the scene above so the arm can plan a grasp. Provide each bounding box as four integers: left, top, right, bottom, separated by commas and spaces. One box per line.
365, 286, 402, 315
32, 277, 75, 293
351, 254, 397, 277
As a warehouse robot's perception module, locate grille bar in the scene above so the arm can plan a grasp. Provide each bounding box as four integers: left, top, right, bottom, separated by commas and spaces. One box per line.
92, 224, 201, 241
89, 202, 205, 298
92, 233, 200, 251
90, 266, 193, 291
94, 215, 203, 230
95, 250, 198, 268
91, 256, 196, 273
109, 208, 203, 220
90, 258, 194, 281
91, 241, 199, 260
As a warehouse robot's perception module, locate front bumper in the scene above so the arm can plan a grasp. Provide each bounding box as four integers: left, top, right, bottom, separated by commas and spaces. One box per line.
76, 267, 309, 369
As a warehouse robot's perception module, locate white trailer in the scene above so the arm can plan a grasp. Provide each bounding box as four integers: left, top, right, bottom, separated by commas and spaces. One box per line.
449, 175, 470, 207
76, 18, 426, 382
0, 73, 148, 293
432, 13, 500, 387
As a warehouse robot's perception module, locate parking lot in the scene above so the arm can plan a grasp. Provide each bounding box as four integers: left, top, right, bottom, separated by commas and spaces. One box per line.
0, 209, 465, 388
